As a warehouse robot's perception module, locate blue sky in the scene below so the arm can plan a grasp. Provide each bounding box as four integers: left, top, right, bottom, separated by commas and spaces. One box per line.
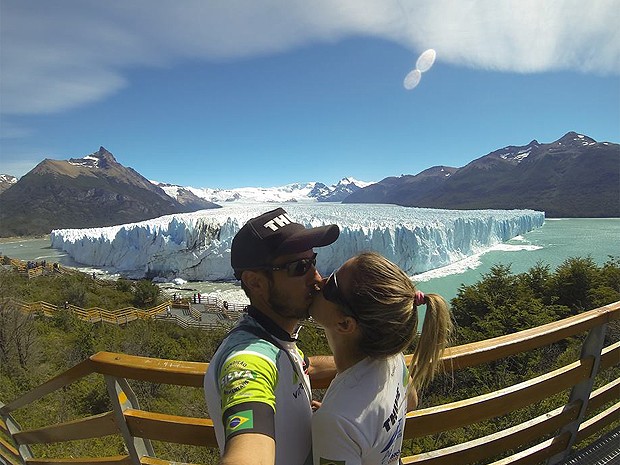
1, 1, 619, 189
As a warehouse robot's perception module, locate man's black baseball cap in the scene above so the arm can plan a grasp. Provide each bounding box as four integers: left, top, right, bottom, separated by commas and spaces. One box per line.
231, 208, 339, 279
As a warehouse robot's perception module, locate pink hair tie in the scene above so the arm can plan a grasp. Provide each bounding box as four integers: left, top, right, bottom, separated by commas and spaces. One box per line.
414, 291, 426, 306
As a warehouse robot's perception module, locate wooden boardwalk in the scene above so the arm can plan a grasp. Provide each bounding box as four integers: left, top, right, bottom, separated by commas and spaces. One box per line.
1, 301, 618, 465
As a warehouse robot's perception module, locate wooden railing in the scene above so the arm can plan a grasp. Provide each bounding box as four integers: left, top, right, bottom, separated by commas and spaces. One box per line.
8, 295, 243, 331
1, 302, 618, 465
5, 295, 246, 330
2, 256, 61, 279
8, 299, 171, 325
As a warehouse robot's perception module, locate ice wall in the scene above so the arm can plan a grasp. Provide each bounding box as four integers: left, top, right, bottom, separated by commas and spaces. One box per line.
50, 203, 545, 281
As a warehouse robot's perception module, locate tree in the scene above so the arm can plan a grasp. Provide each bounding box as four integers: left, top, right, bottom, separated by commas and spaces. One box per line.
0, 300, 38, 372
132, 280, 161, 308
521, 261, 552, 302
552, 257, 599, 310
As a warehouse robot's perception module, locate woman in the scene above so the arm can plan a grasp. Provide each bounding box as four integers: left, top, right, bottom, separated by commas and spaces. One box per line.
310, 251, 453, 465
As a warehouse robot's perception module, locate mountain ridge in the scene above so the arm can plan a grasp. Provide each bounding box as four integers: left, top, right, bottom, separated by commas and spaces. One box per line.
156, 177, 373, 204
344, 132, 619, 218
1, 131, 617, 237
0, 147, 220, 237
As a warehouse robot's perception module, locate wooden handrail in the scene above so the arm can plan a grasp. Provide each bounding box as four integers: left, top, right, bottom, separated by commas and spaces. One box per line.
13, 412, 117, 445
1, 302, 618, 465
123, 409, 216, 446
401, 402, 580, 465
90, 352, 207, 387
412, 301, 619, 370
25, 456, 132, 465
403, 358, 592, 438
1, 359, 95, 415
5, 299, 170, 328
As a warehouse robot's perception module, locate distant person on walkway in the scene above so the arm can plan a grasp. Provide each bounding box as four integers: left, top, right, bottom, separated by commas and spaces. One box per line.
204, 208, 339, 465
310, 251, 453, 465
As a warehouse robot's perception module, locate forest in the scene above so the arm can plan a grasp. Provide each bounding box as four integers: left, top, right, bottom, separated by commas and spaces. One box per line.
1, 255, 619, 463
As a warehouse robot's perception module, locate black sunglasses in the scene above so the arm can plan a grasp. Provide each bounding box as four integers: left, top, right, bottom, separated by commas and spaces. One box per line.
266, 253, 318, 277
322, 270, 357, 318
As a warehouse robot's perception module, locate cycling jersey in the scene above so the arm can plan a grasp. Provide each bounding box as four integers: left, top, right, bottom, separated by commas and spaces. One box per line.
312, 354, 409, 465
204, 307, 313, 465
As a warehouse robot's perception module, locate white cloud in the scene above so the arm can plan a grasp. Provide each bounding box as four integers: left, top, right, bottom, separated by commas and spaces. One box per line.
1, 0, 618, 116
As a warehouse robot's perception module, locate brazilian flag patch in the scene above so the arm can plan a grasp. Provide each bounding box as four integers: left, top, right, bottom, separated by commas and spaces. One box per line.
320, 459, 346, 465
225, 409, 254, 436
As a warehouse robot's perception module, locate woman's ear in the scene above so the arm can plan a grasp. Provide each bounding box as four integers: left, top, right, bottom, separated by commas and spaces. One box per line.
336, 315, 358, 335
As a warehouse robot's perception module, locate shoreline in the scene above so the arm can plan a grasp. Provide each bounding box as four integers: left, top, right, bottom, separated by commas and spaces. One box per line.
0, 235, 49, 244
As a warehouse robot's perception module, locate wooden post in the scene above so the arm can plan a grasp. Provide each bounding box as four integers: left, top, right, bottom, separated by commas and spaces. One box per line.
105, 376, 155, 464
0, 402, 33, 462
547, 322, 608, 465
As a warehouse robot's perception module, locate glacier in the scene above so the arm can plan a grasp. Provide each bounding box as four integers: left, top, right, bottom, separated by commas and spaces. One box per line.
50, 203, 545, 281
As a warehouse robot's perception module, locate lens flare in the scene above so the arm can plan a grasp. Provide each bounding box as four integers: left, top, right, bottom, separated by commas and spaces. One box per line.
416, 49, 436, 72
403, 69, 422, 90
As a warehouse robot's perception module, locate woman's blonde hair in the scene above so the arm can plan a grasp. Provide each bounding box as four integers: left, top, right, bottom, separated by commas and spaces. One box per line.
347, 252, 453, 390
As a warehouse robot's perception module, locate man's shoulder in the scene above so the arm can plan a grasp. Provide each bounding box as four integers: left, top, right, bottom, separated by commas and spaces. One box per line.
217, 324, 282, 366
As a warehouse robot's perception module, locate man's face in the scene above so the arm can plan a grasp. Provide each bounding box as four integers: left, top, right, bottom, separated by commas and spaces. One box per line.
267, 250, 322, 321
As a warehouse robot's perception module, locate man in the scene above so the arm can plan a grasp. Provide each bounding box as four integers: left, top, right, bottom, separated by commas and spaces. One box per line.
204, 208, 339, 465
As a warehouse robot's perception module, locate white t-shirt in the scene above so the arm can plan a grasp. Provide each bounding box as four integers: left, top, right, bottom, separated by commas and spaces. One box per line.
312, 354, 409, 465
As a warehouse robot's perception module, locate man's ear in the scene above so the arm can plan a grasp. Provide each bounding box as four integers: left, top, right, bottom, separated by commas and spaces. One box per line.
336, 315, 358, 335
241, 270, 269, 293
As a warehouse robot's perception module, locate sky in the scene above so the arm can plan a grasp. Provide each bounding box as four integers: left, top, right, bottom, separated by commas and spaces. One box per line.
1, 1, 619, 189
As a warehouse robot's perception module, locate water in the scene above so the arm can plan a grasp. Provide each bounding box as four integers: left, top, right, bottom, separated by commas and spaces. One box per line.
1, 218, 618, 304
412, 218, 619, 301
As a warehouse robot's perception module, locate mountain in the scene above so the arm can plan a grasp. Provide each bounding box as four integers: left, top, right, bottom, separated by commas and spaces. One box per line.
160, 178, 373, 204
0, 174, 18, 194
343, 166, 458, 205
0, 147, 220, 237
151, 182, 226, 211
344, 132, 619, 218
313, 177, 373, 202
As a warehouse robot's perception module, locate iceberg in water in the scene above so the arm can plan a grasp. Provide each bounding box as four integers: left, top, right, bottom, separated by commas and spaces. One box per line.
50, 203, 545, 281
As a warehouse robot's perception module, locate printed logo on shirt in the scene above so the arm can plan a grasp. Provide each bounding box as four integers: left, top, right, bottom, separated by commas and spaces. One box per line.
382, 386, 401, 432
225, 410, 254, 435
220, 369, 256, 389
380, 417, 404, 464
292, 381, 304, 399
319, 459, 346, 465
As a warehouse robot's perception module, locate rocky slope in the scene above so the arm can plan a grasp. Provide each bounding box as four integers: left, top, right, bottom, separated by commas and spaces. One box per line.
344, 132, 619, 217
0, 147, 219, 237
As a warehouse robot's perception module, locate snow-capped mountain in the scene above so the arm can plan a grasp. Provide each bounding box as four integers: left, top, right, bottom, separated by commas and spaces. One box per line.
313, 177, 374, 202
0, 174, 18, 194
345, 132, 619, 218
155, 177, 374, 204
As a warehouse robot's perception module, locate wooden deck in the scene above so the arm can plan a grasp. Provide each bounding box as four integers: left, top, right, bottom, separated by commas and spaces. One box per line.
1, 301, 618, 465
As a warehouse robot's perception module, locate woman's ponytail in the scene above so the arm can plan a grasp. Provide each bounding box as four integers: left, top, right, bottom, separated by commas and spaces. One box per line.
408, 293, 453, 391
